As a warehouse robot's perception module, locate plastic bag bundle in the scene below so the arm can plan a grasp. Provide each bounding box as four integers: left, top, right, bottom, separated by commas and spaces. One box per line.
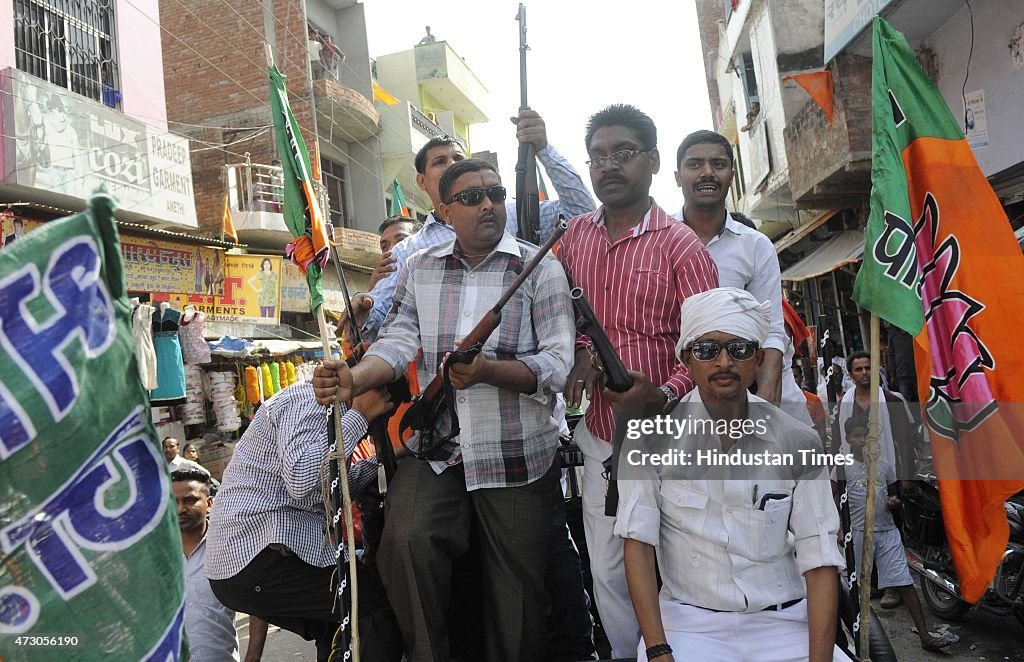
206, 371, 241, 432
178, 364, 207, 425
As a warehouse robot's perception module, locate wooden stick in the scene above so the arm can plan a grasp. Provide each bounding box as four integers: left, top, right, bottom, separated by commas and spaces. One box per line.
316, 304, 360, 661
858, 313, 881, 660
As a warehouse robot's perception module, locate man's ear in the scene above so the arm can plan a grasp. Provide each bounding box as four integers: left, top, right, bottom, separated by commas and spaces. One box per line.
416, 172, 427, 193
438, 202, 450, 222
755, 348, 765, 367
674, 170, 684, 187
649, 148, 661, 175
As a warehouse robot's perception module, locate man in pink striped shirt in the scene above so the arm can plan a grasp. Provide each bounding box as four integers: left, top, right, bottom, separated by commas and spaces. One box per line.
557, 104, 719, 657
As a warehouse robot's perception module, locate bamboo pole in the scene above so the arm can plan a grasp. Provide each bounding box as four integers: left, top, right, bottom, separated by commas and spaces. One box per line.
266, 41, 359, 660
857, 313, 882, 659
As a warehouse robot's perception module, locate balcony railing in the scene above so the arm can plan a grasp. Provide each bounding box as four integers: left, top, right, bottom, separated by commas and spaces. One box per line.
224, 161, 330, 221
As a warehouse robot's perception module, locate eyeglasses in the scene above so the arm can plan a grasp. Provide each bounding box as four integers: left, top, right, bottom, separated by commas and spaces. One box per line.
586, 149, 646, 170
445, 186, 507, 206
687, 340, 759, 362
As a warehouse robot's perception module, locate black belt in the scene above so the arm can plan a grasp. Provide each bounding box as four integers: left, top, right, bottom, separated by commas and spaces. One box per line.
690, 598, 803, 613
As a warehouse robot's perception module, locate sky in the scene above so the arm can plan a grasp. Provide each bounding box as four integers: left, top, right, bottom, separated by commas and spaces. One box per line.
362, 0, 713, 210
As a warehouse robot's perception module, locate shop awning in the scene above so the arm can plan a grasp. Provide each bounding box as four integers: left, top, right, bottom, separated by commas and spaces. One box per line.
781, 230, 864, 282
773, 209, 839, 254
252, 339, 337, 356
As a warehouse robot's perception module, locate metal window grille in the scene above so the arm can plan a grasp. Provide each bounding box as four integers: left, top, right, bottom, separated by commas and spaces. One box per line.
321, 159, 350, 229
14, 0, 121, 109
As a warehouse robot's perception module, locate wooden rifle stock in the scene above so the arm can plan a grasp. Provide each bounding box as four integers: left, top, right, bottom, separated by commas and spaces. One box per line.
399, 216, 569, 455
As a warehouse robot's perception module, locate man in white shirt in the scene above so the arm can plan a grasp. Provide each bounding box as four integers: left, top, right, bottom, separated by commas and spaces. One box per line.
671, 130, 813, 427
173, 467, 267, 662
615, 288, 846, 662
164, 437, 186, 469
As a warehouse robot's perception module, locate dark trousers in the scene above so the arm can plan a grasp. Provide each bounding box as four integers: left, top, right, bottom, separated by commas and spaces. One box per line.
546, 494, 595, 661
210, 547, 402, 662
377, 457, 562, 662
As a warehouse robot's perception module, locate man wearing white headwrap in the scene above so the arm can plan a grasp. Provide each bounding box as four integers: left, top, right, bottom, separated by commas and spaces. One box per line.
616, 288, 846, 662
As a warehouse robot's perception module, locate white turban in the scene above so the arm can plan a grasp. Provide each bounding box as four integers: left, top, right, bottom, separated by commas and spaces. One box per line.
676, 287, 772, 358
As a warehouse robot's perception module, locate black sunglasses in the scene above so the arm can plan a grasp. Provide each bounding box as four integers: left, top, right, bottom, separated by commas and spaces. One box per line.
446, 185, 507, 206
687, 340, 759, 362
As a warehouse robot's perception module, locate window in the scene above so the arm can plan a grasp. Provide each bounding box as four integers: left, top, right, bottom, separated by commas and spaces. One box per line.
321, 159, 350, 228
14, 0, 121, 109
738, 51, 759, 112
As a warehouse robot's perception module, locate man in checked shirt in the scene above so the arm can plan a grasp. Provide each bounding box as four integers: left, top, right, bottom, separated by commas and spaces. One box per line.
556, 104, 720, 659
313, 158, 574, 662
204, 381, 398, 662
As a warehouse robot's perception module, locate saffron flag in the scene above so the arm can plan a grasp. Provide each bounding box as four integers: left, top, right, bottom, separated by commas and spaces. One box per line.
390, 179, 411, 217
537, 165, 549, 202
783, 71, 834, 126
0, 192, 186, 659
853, 17, 1024, 602
268, 64, 330, 313
221, 194, 238, 244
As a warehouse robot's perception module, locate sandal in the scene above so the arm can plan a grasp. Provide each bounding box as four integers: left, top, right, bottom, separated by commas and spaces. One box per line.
921, 630, 959, 651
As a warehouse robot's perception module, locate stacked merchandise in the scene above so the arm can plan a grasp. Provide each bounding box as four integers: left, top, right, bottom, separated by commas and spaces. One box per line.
179, 365, 207, 425
207, 371, 241, 432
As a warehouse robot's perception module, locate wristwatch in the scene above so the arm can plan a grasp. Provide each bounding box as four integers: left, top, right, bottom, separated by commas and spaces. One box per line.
659, 385, 678, 413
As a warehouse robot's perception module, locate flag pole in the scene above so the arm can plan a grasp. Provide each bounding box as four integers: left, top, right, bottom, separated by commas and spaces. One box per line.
265, 42, 361, 661
858, 312, 882, 659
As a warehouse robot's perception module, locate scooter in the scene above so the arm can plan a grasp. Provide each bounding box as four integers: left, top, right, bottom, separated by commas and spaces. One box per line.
900, 457, 1024, 626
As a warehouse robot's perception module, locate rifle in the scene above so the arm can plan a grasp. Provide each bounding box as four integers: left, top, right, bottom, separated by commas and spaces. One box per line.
399, 216, 569, 457
568, 286, 634, 394
514, 3, 540, 245
563, 269, 634, 516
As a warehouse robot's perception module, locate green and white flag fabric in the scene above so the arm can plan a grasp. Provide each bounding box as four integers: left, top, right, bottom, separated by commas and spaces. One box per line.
0, 193, 185, 660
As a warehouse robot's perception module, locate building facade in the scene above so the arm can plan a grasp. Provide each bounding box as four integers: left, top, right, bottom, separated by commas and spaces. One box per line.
159, 0, 387, 244
1, 0, 198, 230
374, 39, 490, 218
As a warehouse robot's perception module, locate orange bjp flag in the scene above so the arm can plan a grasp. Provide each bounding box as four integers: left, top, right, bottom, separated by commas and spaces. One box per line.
221, 195, 238, 244
854, 18, 1024, 603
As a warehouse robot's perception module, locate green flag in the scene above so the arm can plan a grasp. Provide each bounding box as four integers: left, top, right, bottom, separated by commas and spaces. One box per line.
268, 64, 330, 313
0, 193, 186, 659
390, 179, 410, 217
852, 17, 964, 333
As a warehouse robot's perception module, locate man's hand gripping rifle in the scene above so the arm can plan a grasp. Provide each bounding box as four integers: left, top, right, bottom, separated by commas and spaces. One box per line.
398, 217, 568, 458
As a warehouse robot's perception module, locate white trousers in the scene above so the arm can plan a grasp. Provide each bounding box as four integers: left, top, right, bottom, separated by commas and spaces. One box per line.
576, 419, 641, 659
640, 598, 848, 661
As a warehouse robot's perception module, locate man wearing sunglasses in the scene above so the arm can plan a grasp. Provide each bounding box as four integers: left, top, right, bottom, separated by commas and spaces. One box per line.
557, 104, 719, 658
349, 110, 594, 344
313, 159, 575, 662
671, 130, 814, 428
616, 287, 845, 662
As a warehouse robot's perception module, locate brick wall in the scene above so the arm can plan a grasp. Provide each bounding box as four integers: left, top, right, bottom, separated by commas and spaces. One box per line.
784, 53, 872, 208
159, 0, 318, 235
694, 0, 727, 127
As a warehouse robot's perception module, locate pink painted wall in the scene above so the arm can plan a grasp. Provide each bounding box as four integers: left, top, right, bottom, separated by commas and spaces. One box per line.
0, 0, 15, 71
116, 0, 168, 131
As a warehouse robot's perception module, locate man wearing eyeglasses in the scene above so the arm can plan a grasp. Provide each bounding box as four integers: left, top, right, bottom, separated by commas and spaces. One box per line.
313, 159, 575, 662
616, 287, 845, 662
557, 104, 719, 658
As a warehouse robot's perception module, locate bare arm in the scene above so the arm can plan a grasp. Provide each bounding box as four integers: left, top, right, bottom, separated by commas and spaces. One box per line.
243, 615, 269, 662
624, 538, 675, 662
804, 566, 839, 662
755, 347, 783, 405
312, 356, 397, 405
448, 353, 537, 394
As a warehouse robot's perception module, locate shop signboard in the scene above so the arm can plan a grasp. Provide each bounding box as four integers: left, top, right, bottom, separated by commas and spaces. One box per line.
153, 255, 281, 324
824, 0, 894, 63
1, 68, 198, 227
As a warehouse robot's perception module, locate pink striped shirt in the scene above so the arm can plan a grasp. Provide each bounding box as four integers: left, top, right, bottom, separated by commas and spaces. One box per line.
558, 201, 719, 443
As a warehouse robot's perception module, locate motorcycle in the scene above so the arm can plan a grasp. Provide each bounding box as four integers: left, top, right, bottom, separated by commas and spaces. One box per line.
900, 456, 1024, 625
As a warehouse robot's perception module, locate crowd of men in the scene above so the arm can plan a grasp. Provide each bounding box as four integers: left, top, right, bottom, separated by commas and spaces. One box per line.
173, 104, 953, 662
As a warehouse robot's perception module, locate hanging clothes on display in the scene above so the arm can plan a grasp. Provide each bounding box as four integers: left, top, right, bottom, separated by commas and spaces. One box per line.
131, 299, 159, 391
179, 307, 212, 364
151, 304, 187, 406
244, 365, 261, 405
